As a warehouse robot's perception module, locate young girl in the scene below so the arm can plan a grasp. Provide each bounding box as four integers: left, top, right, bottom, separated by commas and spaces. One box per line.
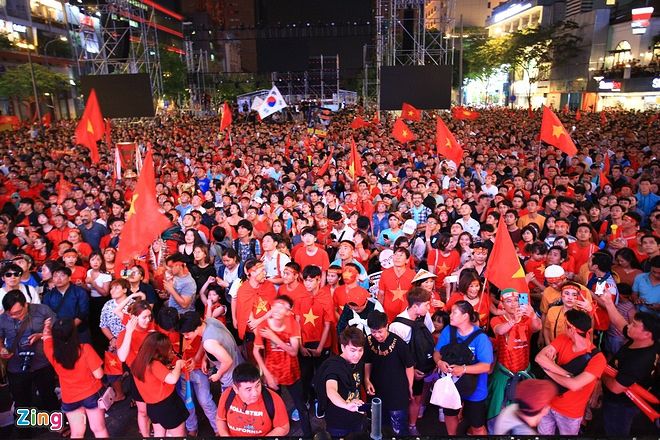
200, 278, 229, 323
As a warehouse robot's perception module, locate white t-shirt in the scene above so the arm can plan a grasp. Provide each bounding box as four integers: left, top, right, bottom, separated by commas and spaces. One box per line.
86, 270, 113, 298
0, 284, 40, 313
389, 309, 434, 344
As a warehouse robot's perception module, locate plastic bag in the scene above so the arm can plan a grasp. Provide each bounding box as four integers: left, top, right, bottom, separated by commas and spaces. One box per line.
430, 373, 462, 410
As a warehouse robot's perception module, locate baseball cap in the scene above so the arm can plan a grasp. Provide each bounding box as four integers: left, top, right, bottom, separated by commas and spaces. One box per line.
402, 219, 417, 235
346, 289, 369, 308
544, 265, 565, 279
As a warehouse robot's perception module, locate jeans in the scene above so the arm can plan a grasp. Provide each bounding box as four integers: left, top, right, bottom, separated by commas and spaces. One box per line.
602, 398, 639, 436
537, 408, 582, 435
176, 370, 218, 433
279, 381, 312, 437
8, 365, 59, 439
386, 409, 408, 435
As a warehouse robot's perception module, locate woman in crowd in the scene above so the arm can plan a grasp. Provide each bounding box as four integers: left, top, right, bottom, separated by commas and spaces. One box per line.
42, 318, 109, 438
131, 332, 188, 437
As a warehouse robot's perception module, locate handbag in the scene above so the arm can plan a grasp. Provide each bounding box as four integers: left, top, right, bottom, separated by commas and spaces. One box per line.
97, 387, 116, 411
430, 373, 462, 410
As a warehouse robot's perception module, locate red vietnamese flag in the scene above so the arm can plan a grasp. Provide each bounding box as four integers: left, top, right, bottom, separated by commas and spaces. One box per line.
350, 115, 369, 129
599, 170, 611, 189
647, 114, 658, 126
575, 109, 581, 122
56, 174, 73, 205
562, 104, 569, 115
392, 117, 416, 143
42, 112, 52, 128
371, 112, 380, 125
539, 106, 577, 156
114, 147, 171, 276
74, 89, 105, 163
348, 138, 362, 179
451, 106, 479, 121
436, 116, 464, 166
316, 146, 335, 176
486, 217, 528, 293
401, 102, 421, 121
600, 111, 608, 126
603, 152, 611, 175
220, 101, 232, 131
284, 135, 291, 157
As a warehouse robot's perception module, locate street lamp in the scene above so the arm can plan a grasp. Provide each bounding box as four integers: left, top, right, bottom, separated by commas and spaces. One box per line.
43, 35, 68, 68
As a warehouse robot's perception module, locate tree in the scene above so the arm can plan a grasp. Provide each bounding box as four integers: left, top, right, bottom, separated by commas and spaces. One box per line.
159, 47, 187, 102
0, 63, 69, 100
505, 21, 582, 106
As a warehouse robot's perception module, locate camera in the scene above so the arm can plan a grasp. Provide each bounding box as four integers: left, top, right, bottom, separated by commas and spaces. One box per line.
18, 350, 35, 372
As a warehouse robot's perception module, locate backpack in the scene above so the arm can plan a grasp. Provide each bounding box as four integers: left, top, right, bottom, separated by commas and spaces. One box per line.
234, 238, 258, 259
439, 326, 484, 397
223, 386, 275, 422
553, 347, 600, 395
393, 316, 436, 373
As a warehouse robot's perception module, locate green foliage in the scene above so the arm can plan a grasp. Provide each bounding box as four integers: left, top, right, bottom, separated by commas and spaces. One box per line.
464, 28, 509, 81
504, 21, 582, 84
160, 47, 187, 99
0, 34, 13, 50
0, 63, 69, 99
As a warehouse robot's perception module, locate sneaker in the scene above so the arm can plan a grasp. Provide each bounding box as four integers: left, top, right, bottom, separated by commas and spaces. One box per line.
408, 425, 420, 436
314, 401, 325, 419
291, 409, 300, 422
438, 408, 445, 423
417, 404, 426, 419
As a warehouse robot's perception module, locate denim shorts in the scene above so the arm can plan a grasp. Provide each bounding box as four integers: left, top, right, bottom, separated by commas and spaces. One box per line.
61, 388, 103, 412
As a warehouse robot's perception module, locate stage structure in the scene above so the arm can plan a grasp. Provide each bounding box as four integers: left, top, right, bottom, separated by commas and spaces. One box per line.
68, 0, 163, 99
363, 0, 456, 110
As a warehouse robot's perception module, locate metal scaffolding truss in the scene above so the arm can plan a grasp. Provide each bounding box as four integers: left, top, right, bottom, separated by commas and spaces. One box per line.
381, 0, 455, 66
69, 0, 163, 98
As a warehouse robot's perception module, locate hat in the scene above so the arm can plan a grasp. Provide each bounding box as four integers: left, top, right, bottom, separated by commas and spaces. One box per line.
411, 269, 437, 284
544, 265, 565, 278
515, 379, 558, 415
402, 219, 417, 235
379, 249, 394, 269
346, 288, 369, 308
500, 288, 519, 300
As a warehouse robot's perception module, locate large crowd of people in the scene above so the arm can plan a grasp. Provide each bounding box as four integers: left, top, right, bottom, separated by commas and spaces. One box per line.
0, 105, 657, 438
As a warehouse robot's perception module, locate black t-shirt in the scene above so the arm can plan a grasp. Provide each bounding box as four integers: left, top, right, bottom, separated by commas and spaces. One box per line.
603, 327, 658, 406
323, 356, 365, 431
365, 332, 414, 411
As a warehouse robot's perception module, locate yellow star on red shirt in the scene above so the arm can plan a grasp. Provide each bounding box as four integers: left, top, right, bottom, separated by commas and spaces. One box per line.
391, 287, 407, 302
436, 262, 450, 275
303, 308, 319, 326
255, 297, 269, 315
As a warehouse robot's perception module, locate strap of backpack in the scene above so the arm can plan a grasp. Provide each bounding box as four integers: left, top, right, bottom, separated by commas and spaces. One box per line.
224, 388, 236, 414
449, 325, 458, 344
262, 387, 275, 422
463, 328, 484, 346
250, 238, 257, 257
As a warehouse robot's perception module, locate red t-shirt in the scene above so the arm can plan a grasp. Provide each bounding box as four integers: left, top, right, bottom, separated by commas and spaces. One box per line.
235, 281, 277, 339
254, 316, 301, 386
445, 292, 491, 329
378, 267, 416, 322
548, 334, 606, 418
294, 289, 334, 346
116, 324, 156, 367
43, 339, 102, 403
133, 360, 176, 404
217, 387, 289, 437
427, 249, 461, 288
293, 246, 330, 272
524, 259, 546, 290
567, 242, 598, 274
491, 315, 533, 373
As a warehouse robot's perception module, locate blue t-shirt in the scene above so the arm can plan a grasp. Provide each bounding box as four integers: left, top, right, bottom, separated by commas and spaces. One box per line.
434, 325, 493, 402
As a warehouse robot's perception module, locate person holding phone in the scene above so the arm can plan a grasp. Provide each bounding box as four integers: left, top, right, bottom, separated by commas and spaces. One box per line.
487, 289, 542, 426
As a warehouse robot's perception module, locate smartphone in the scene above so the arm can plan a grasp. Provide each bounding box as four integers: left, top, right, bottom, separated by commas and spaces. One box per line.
518, 293, 529, 307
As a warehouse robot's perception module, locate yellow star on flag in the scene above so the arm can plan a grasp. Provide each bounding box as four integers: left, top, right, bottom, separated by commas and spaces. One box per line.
86, 119, 94, 134
390, 287, 407, 302
462, 110, 471, 116
402, 129, 409, 138
513, 266, 525, 279
407, 110, 414, 116
255, 297, 269, 315
303, 308, 319, 326
126, 193, 139, 220
109, 359, 118, 367
445, 138, 452, 149
552, 124, 564, 138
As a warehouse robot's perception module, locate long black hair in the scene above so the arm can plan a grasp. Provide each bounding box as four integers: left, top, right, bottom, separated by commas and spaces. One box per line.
52, 318, 81, 370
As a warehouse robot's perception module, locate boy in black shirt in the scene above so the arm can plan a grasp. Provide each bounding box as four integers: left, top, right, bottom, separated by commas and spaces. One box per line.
320, 327, 366, 437
364, 311, 414, 435
596, 291, 659, 436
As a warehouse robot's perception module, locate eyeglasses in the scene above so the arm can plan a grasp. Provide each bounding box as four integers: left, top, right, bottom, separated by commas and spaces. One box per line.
4, 272, 21, 278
